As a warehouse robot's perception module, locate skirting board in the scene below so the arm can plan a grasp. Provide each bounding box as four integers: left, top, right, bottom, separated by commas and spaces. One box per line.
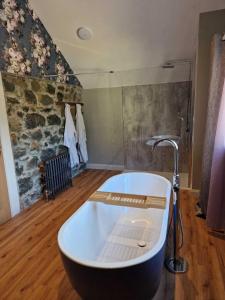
86, 163, 125, 171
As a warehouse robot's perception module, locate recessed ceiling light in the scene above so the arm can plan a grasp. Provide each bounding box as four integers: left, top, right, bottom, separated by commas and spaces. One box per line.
76, 27, 93, 40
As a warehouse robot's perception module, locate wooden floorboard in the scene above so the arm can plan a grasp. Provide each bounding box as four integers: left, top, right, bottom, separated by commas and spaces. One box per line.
0, 170, 224, 300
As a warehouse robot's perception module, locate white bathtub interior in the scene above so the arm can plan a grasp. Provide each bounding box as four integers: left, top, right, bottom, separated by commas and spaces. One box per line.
58, 173, 171, 268
96, 207, 163, 263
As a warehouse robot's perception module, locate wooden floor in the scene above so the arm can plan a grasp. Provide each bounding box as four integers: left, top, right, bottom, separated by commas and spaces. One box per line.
0, 170, 224, 300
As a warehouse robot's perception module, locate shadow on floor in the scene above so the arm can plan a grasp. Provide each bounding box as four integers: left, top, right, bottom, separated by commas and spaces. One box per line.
58, 275, 80, 300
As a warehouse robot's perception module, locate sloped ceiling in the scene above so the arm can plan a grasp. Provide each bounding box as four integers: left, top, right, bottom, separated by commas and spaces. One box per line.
30, 0, 225, 88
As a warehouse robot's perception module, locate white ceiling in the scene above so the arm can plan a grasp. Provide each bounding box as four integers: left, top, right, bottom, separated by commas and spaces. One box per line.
30, 0, 225, 88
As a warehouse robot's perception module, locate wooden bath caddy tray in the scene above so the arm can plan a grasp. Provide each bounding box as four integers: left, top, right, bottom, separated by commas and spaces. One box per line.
89, 191, 166, 209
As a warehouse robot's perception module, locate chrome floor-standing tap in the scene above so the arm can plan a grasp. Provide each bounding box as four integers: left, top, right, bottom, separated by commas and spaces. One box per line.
153, 138, 188, 273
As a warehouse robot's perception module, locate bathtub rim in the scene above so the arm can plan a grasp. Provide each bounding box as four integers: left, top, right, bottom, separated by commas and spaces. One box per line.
58, 172, 171, 269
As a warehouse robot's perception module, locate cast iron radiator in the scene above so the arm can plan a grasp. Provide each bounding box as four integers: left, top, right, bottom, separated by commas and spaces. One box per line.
40, 148, 72, 200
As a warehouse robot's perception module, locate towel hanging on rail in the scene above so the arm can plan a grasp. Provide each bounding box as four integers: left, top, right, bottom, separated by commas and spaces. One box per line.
76, 104, 88, 163
64, 104, 79, 168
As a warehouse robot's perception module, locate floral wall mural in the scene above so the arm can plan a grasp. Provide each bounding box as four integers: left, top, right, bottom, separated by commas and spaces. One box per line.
0, 0, 80, 85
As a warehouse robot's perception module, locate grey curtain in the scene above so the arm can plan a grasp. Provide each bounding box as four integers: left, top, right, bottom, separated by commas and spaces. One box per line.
199, 34, 225, 231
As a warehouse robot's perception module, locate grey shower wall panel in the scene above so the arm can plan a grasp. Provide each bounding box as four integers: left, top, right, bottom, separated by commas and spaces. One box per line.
122, 82, 191, 172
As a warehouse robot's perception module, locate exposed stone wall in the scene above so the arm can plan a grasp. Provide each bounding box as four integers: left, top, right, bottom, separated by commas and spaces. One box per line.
2, 72, 82, 209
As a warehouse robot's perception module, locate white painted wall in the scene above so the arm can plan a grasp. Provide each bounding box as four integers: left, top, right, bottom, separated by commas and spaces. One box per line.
0, 73, 20, 217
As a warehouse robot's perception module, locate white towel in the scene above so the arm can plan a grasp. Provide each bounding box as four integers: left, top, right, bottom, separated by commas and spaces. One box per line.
76, 104, 88, 163
64, 104, 79, 168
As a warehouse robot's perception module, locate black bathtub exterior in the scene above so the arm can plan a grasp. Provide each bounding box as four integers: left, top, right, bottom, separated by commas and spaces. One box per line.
59, 241, 166, 300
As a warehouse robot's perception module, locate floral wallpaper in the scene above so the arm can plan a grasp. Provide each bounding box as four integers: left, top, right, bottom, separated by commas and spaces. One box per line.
0, 0, 80, 85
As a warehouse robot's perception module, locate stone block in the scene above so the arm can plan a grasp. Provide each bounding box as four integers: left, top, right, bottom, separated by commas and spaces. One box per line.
26, 113, 45, 129
46, 84, 55, 95
47, 114, 61, 125
18, 177, 33, 195
40, 94, 53, 106
3, 78, 15, 92
25, 90, 37, 104
41, 148, 56, 161
31, 129, 43, 141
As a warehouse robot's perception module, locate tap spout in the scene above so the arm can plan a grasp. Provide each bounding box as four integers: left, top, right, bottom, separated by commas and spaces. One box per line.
152, 138, 179, 176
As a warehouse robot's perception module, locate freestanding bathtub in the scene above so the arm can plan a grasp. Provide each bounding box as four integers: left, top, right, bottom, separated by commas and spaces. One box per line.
58, 172, 171, 300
